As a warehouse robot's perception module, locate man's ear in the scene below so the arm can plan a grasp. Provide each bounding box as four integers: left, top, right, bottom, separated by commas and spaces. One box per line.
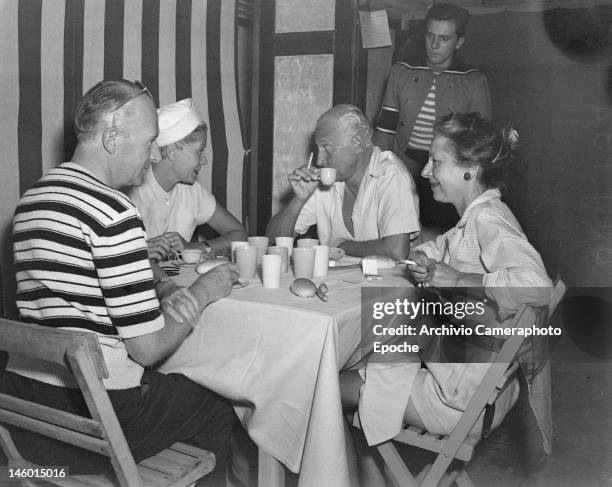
102, 128, 118, 154
455, 36, 465, 50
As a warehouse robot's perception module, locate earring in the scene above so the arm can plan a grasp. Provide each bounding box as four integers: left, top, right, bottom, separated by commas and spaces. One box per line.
463, 172, 471, 181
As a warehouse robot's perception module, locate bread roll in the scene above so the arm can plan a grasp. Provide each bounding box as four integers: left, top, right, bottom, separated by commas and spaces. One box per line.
195, 260, 226, 274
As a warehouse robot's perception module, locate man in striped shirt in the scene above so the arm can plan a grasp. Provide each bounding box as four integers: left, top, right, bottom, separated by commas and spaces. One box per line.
2, 80, 238, 480
373, 3, 491, 233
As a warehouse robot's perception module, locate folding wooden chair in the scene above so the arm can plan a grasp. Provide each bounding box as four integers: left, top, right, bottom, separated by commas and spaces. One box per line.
0, 318, 215, 487
364, 281, 566, 487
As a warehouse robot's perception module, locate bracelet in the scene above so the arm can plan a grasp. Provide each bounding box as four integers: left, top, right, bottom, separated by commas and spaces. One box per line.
201, 241, 216, 260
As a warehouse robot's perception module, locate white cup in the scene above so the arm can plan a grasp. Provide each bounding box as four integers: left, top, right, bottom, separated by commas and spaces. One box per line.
313, 245, 329, 277
267, 246, 289, 273
236, 245, 257, 279
248, 236, 269, 265
262, 254, 282, 288
297, 238, 319, 249
180, 248, 203, 264
319, 167, 337, 186
292, 247, 316, 279
275, 236, 294, 257
230, 241, 249, 263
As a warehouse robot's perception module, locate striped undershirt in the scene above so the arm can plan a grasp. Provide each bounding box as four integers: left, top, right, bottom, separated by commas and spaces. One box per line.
408, 77, 437, 151
9, 162, 164, 389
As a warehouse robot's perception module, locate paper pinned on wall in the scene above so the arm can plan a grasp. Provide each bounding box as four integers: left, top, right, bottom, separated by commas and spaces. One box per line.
359, 10, 392, 49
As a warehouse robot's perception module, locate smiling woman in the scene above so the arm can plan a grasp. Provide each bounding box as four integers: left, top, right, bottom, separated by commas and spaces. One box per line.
423, 112, 521, 217
341, 112, 554, 464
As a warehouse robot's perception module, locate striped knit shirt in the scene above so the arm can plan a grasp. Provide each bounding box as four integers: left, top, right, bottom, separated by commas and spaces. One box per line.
9, 162, 164, 389
408, 78, 437, 151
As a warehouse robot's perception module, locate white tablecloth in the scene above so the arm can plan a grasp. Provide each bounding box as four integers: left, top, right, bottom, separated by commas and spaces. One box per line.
158, 264, 413, 487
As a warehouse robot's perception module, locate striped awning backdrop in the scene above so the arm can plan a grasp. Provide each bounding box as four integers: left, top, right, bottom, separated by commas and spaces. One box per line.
0, 0, 247, 228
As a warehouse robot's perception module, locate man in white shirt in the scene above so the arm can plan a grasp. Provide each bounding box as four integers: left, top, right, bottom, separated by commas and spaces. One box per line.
128, 98, 248, 261
267, 104, 420, 260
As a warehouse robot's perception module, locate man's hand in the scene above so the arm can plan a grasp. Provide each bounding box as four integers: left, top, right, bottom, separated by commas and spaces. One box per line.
288, 165, 321, 202
147, 232, 188, 261
189, 263, 239, 310
160, 286, 200, 327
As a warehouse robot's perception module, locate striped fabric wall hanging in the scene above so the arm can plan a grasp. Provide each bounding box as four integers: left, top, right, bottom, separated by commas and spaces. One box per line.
0, 0, 246, 219
0, 0, 247, 315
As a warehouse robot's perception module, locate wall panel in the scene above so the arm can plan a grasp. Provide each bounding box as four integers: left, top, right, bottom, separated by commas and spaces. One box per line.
272, 55, 334, 213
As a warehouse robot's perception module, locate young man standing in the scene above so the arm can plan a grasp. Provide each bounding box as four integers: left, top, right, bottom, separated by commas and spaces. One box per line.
374, 3, 491, 232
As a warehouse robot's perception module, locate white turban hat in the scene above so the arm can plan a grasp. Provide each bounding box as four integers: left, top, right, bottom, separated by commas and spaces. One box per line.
156, 98, 202, 147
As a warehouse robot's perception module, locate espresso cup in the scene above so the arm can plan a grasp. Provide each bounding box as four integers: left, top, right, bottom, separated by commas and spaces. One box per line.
297, 238, 319, 249
267, 246, 289, 273
181, 248, 203, 264
236, 245, 257, 279
261, 254, 282, 288
319, 167, 337, 186
292, 247, 316, 279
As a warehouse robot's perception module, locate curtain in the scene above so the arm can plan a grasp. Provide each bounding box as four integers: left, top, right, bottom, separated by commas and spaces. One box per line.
0, 0, 246, 317
0, 0, 246, 219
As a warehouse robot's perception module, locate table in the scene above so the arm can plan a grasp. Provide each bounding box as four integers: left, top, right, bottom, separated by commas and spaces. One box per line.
158, 263, 414, 487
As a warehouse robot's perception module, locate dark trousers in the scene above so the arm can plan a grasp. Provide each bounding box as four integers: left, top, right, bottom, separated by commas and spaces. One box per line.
0, 370, 236, 485
404, 147, 459, 232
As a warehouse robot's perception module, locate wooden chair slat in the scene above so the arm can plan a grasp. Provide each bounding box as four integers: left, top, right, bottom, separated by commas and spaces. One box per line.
0, 409, 110, 455
463, 435, 480, 447
139, 453, 190, 476
395, 428, 446, 452
67, 345, 142, 486
455, 443, 475, 462
0, 423, 24, 460
0, 319, 107, 378
170, 441, 215, 459
0, 393, 103, 437
136, 465, 172, 486
153, 447, 198, 467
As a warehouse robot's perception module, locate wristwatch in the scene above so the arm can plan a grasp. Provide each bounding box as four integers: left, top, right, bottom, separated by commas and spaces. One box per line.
201, 241, 214, 259
154, 275, 171, 288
